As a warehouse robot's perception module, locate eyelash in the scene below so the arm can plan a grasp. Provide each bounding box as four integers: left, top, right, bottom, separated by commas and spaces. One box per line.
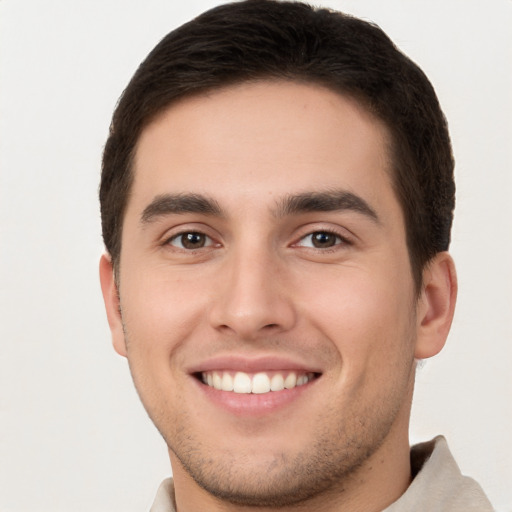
293, 229, 351, 251
165, 231, 217, 250
163, 228, 352, 253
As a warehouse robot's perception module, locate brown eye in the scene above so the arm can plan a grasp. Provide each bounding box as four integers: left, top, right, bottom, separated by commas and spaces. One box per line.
297, 231, 344, 249
311, 232, 338, 248
169, 232, 211, 249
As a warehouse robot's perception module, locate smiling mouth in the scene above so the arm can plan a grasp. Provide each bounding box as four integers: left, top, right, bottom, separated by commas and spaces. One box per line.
197, 370, 320, 394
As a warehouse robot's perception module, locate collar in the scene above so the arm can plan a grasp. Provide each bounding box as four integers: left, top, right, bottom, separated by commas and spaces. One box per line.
150, 436, 493, 512
383, 436, 493, 511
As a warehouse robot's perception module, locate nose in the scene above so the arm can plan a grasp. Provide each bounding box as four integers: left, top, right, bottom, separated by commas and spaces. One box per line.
208, 246, 296, 340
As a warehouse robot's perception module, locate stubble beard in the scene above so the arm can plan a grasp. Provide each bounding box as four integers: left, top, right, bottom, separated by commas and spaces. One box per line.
161, 385, 412, 509
121, 311, 417, 508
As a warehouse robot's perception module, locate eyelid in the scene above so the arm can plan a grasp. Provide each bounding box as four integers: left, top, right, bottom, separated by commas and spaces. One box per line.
291, 224, 355, 247
295, 230, 350, 249
167, 231, 215, 249
160, 223, 222, 250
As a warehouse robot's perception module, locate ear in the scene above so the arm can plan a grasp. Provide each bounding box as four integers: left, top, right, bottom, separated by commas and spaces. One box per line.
99, 253, 127, 357
414, 252, 457, 359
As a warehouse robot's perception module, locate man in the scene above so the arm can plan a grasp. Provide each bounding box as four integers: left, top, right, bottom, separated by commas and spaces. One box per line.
99, 1, 493, 510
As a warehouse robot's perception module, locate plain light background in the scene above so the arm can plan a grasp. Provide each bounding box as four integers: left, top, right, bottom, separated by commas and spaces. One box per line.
0, 1, 511, 511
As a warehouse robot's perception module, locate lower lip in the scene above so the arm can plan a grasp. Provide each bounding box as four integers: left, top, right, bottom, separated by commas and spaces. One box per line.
194, 377, 318, 416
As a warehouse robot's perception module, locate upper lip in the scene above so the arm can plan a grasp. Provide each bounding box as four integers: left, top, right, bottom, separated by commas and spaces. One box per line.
187, 355, 323, 374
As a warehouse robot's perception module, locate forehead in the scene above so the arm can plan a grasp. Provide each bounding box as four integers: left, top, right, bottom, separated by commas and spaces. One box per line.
130, 80, 397, 219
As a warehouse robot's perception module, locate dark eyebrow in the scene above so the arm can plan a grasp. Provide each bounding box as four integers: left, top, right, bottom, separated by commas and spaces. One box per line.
140, 193, 222, 224
275, 190, 379, 222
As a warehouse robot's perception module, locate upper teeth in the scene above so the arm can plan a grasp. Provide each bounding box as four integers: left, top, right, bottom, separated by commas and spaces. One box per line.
201, 371, 314, 394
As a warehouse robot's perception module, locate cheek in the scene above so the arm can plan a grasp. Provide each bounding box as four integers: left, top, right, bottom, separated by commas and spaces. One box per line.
296, 263, 415, 374
119, 268, 210, 390
119, 272, 198, 421
123, 267, 207, 333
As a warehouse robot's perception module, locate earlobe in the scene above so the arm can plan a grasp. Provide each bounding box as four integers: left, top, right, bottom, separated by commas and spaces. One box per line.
414, 252, 457, 359
99, 253, 127, 357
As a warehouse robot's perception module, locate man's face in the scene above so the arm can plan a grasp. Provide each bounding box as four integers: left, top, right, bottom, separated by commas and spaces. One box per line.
104, 81, 425, 506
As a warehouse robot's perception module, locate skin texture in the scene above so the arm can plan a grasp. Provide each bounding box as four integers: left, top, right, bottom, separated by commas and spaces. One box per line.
100, 81, 457, 512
